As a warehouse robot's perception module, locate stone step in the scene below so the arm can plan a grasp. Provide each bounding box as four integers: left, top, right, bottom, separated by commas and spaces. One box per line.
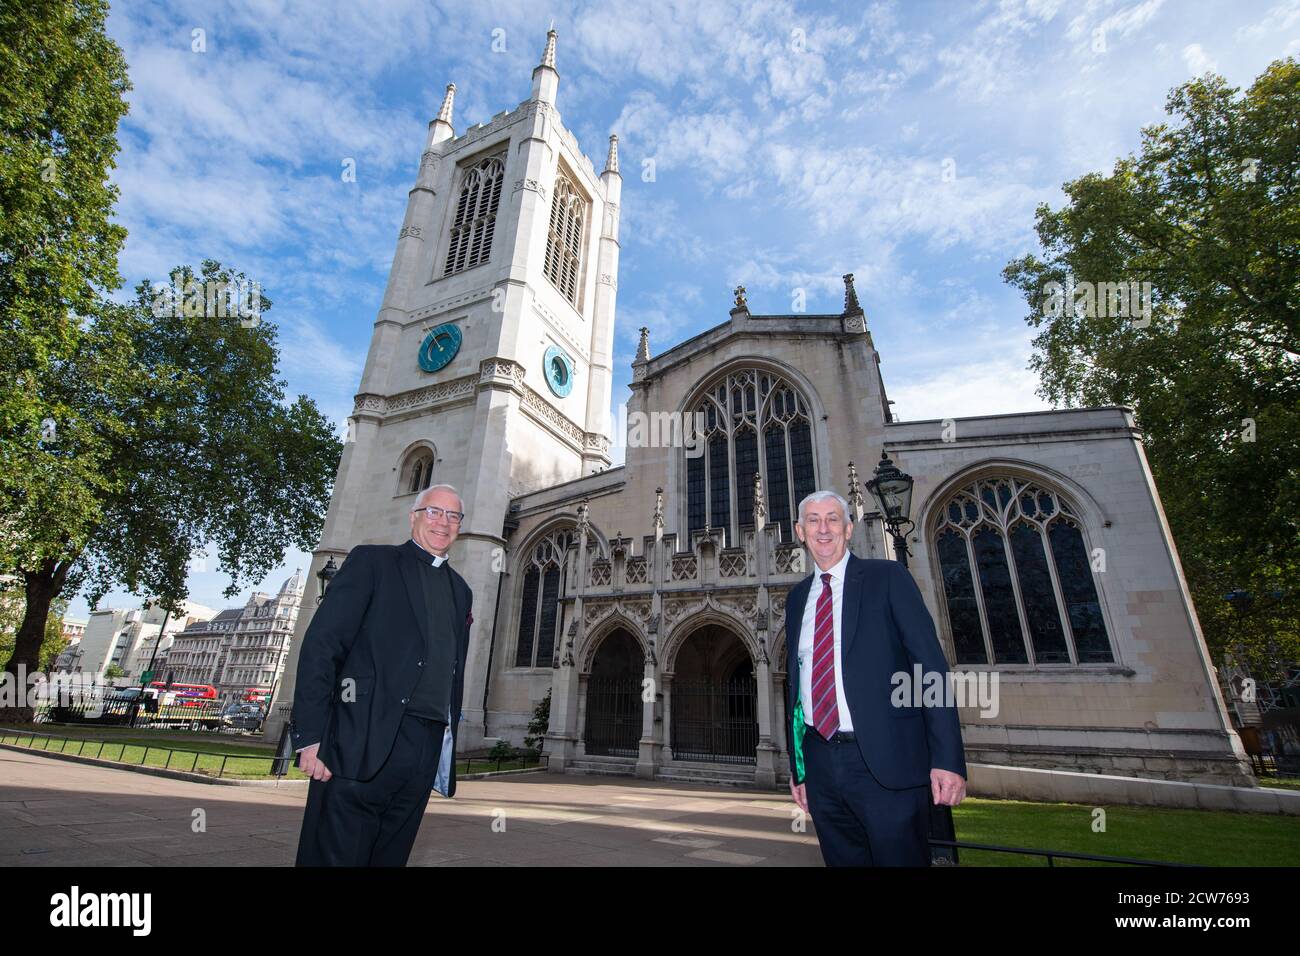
567, 758, 636, 777
655, 765, 758, 785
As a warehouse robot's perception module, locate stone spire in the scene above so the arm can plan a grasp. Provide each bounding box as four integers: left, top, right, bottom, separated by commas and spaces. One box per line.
847, 460, 866, 523
843, 273, 862, 315
531, 28, 560, 104
428, 83, 455, 146
730, 284, 749, 318
635, 326, 650, 363
540, 27, 557, 69
604, 134, 619, 175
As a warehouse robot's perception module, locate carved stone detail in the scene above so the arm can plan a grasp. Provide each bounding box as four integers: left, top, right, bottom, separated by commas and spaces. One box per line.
513, 178, 549, 201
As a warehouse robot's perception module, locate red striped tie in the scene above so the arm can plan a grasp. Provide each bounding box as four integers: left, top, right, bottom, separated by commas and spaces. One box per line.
810, 572, 840, 739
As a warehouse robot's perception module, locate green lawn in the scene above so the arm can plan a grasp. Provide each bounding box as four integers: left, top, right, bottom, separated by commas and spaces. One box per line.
950, 796, 1300, 866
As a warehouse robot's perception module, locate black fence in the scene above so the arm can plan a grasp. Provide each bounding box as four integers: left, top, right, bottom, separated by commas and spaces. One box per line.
585, 677, 642, 757
44, 696, 226, 731
928, 839, 1192, 867
671, 678, 758, 764
0, 728, 291, 778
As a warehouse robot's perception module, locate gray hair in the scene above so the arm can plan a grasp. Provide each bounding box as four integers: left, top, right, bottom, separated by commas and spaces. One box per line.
797, 490, 851, 524
415, 483, 464, 512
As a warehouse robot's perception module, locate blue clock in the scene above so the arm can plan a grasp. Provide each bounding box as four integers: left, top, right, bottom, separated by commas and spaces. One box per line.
544, 345, 575, 397
418, 323, 462, 373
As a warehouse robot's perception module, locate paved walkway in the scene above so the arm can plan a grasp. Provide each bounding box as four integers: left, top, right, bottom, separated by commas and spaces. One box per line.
0, 748, 824, 866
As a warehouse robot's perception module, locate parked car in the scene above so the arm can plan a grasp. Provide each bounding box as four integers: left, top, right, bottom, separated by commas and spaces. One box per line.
221, 705, 265, 732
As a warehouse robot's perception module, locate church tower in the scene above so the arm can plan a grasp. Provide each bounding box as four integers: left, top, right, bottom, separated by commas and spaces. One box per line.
267, 30, 621, 747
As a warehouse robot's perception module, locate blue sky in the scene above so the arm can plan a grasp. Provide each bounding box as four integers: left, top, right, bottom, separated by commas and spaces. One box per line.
70, 0, 1299, 619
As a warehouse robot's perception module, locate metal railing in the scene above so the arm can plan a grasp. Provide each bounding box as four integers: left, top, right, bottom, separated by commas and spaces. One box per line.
459, 749, 549, 774
928, 838, 1192, 867
670, 678, 759, 765
0, 728, 289, 779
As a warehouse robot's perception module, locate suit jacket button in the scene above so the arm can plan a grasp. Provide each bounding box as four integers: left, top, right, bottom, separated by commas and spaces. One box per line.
400, 698, 408, 704
417, 661, 424, 667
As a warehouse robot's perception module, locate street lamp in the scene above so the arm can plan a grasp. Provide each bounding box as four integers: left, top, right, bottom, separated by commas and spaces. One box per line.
315, 557, 338, 605
866, 451, 915, 567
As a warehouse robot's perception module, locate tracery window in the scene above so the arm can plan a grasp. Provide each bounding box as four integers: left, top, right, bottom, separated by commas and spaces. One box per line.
400, 447, 434, 495
543, 172, 586, 305
932, 477, 1113, 666
444, 154, 505, 275
515, 529, 576, 668
685, 369, 816, 543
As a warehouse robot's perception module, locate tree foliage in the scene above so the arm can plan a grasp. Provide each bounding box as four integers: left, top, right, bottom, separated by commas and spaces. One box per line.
1002, 60, 1299, 677
0, 0, 342, 719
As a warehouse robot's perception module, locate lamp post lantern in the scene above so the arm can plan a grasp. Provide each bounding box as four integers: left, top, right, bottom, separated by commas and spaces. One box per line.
866, 451, 915, 568
316, 556, 338, 605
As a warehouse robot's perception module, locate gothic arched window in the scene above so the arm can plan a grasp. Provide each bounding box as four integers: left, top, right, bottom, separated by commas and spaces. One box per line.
399, 447, 434, 496
932, 476, 1113, 666
444, 154, 505, 275
515, 529, 577, 668
685, 369, 816, 543
544, 172, 585, 306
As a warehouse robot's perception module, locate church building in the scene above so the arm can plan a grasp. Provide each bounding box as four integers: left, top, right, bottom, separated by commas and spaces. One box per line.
268, 31, 1252, 798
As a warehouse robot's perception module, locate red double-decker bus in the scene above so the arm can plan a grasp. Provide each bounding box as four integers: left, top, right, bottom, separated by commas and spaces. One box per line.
149, 682, 217, 705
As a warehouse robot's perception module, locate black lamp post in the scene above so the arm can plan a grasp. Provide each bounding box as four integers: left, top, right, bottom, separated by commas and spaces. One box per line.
866, 452, 915, 568
316, 556, 338, 605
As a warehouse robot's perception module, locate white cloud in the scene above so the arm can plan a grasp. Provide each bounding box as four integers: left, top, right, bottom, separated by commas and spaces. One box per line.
1181, 43, 1218, 75
888, 358, 1050, 422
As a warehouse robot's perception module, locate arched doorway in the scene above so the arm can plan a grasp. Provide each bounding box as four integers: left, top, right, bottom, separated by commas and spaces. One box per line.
671, 624, 757, 764
584, 628, 644, 757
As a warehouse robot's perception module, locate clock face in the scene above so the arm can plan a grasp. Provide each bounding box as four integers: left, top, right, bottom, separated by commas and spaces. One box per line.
418, 323, 462, 373
544, 345, 574, 397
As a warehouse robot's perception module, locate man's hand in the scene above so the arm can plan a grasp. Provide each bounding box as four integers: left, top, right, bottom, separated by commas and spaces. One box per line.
930, 768, 965, 806
789, 777, 808, 813
299, 743, 333, 782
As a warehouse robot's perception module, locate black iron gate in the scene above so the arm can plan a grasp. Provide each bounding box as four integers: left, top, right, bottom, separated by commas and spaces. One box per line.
584, 677, 642, 757
671, 678, 758, 764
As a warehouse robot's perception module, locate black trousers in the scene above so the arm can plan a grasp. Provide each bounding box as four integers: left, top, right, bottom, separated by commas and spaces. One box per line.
295, 713, 447, 867
804, 728, 930, 867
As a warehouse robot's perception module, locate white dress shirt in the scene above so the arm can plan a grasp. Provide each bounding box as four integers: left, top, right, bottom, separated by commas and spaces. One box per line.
797, 549, 853, 732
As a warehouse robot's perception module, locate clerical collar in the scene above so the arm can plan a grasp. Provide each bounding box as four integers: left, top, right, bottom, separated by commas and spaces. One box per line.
409, 538, 447, 567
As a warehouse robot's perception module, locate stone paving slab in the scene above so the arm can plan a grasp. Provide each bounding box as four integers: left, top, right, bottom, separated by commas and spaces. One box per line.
0, 747, 825, 866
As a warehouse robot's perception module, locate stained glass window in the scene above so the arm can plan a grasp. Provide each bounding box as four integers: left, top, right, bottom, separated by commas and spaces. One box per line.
515, 529, 578, 668
931, 477, 1113, 666
684, 370, 817, 544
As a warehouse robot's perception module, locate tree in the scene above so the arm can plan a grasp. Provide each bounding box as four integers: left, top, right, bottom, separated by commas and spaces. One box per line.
1002, 60, 1299, 677
0, 589, 67, 671
1, 260, 343, 720
1, 0, 131, 516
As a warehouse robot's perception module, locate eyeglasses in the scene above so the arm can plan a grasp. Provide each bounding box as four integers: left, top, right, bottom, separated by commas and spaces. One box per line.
411, 506, 464, 525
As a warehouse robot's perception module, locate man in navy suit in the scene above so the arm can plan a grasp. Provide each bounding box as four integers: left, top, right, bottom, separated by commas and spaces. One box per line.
787, 489, 966, 866
292, 484, 473, 866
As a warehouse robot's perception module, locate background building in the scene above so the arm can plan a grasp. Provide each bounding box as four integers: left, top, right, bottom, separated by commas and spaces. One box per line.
167, 572, 304, 703
79, 601, 215, 683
